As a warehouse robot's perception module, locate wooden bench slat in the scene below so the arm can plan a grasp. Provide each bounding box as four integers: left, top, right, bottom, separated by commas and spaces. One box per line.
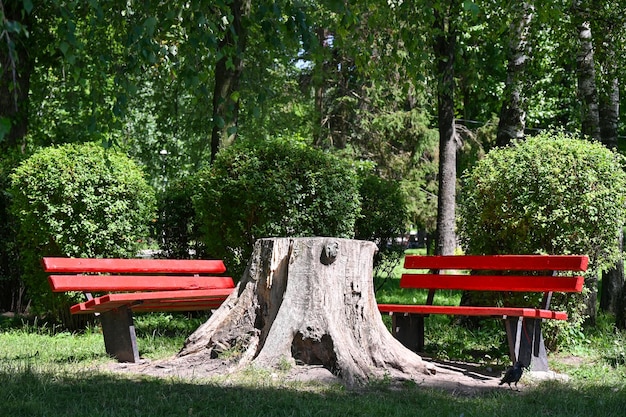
71, 297, 228, 314
70, 289, 233, 314
87, 288, 234, 306
377, 304, 568, 320
42, 257, 227, 274
399, 274, 584, 293
381, 254, 589, 370
48, 275, 235, 292
403, 255, 589, 272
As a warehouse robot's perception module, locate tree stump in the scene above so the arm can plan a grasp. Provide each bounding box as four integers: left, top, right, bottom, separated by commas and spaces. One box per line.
178, 237, 433, 386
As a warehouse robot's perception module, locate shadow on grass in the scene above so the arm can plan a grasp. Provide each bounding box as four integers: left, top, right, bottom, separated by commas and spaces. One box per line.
1, 364, 625, 417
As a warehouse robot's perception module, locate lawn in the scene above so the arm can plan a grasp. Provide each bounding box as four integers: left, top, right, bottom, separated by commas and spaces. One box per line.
1, 252, 626, 417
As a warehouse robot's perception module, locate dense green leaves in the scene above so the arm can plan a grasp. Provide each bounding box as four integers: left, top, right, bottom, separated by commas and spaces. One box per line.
459, 131, 626, 269
193, 136, 361, 276
355, 174, 407, 244
10, 142, 156, 321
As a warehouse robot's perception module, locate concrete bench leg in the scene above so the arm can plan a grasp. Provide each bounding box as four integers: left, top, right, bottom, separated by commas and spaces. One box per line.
99, 305, 140, 363
392, 313, 425, 352
505, 317, 549, 371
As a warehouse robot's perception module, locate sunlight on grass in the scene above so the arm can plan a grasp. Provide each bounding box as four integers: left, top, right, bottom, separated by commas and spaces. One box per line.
1, 250, 626, 416
1, 310, 625, 417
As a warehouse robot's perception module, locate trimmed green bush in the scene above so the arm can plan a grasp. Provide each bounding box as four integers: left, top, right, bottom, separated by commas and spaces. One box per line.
10, 142, 156, 324
458, 131, 626, 345
193, 137, 361, 277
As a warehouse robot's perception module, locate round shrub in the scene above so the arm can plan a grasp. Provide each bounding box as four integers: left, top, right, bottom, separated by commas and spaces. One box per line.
458, 131, 626, 345
10, 142, 156, 324
193, 136, 361, 277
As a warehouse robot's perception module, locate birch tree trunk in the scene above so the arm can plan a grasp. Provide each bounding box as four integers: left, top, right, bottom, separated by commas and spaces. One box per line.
574, 5, 601, 141
178, 237, 432, 387
496, 2, 533, 147
593, 9, 624, 315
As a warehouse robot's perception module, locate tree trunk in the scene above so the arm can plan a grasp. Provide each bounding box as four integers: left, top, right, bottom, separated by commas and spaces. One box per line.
573, 3, 600, 323
574, 6, 601, 141
601, 230, 624, 314
210, 0, 250, 163
496, 2, 533, 147
177, 237, 432, 387
593, 4, 625, 319
433, 6, 458, 256
597, 63, 619, 149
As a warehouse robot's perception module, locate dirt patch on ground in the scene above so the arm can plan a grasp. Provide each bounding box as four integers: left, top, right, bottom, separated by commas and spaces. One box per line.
104, 354, 520, 396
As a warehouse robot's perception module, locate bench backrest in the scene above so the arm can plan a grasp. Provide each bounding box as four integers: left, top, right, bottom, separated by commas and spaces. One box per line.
43, 257, 234, 292
400, 255, 588, 293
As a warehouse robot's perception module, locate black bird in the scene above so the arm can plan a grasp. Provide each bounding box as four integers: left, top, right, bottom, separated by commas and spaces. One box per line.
499, 361, 524, 390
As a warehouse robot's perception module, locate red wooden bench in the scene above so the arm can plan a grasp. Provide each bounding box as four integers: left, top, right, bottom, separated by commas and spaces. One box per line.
43, 257, 235, 363
378, 254, 588, 371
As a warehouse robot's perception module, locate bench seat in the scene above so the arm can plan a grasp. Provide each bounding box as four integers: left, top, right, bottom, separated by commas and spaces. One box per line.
70, 288, 235, 314
378, 304, 568, 320
378, 254, 588, 371
43, 257, 235, 362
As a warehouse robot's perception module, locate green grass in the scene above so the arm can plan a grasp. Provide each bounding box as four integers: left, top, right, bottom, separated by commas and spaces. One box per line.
1, 312, 626, 416
375, 268, 507, 364
2, 248, 626, 416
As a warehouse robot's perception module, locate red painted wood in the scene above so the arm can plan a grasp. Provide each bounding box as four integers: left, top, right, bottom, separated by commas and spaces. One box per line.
399, 274, 584, 293
42, 257, 226, 274
88, 289, 233, 306
377, 304, 568, 320
71, 297, 227, 314
48, 275, 235, 292
70, 289, 233, 314
403, 255, 588, 272
128, 301, 226, 312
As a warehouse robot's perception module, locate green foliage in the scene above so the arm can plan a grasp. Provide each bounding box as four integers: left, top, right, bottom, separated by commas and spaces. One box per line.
0, 151, 24, 312
155, 176, 205, 259
355, 173, 408, 273
459, 131, 626, 268
458, 131, 626, 346
193, 136, 361, 277
9, 142, 156, 321
133, 312, 207, 339
355, 174, 407, 244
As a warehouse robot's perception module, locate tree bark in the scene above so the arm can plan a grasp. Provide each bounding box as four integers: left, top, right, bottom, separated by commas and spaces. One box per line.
574, 5, 601, 141
178, 237, 432, 387
433, 5, 458, 256
601, 230, 624, 314
592, 2, 625, 319
496, 2, 533, 147
210, 0, 250, 163
597, 61, 619, 149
